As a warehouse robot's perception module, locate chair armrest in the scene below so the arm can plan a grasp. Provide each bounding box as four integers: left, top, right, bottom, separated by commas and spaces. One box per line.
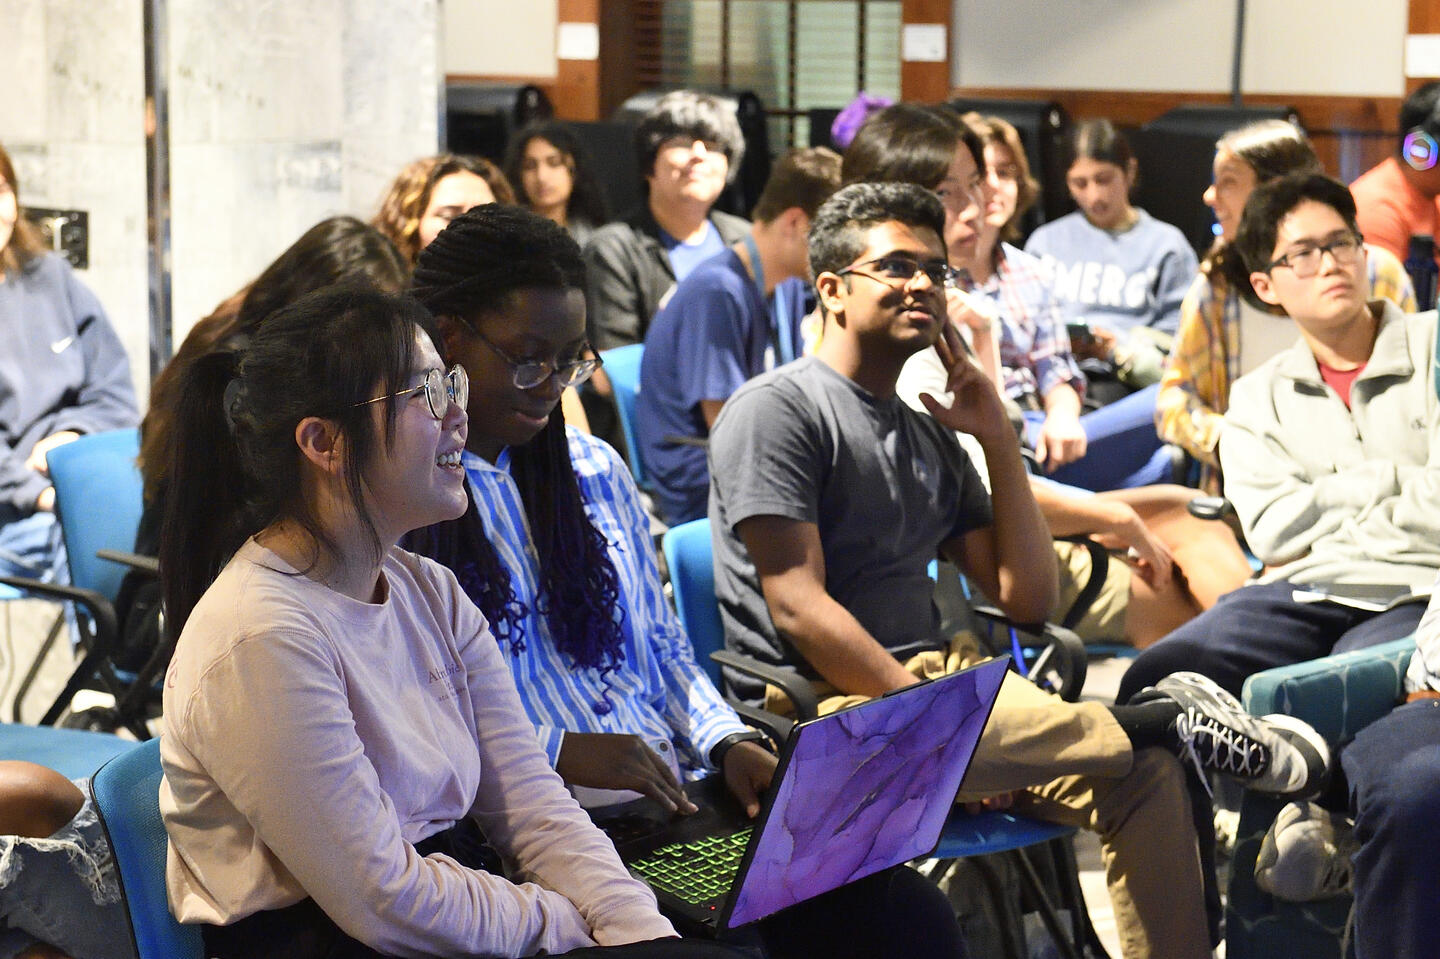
661, 434, 709, 449
709, 649, 820, 720
1241, 636, 1415, 745
729, 702, 795, 748
971, 606, 1088, 702
0, 576, 118, 645
95, 549, 159, 577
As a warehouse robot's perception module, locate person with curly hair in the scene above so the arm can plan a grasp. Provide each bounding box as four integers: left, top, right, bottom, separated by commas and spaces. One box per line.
371, 153, 515, 266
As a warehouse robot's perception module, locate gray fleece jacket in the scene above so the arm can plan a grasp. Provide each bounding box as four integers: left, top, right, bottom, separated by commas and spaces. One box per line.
1221, 301, 1440, 592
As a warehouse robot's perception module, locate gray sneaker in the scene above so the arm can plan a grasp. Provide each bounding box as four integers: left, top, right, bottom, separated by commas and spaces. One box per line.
1150, 671, 1331, 799
1255, 801, 1356, 901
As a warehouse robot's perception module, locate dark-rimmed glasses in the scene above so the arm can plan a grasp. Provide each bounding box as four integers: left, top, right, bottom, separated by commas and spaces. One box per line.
354, 365, 468, 420
467, 324, 601, 390
1266, 233, 1364, 278
836, 255, 957, 290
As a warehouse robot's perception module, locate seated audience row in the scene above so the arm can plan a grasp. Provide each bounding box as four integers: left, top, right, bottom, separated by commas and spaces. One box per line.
11, 84, 1440, 958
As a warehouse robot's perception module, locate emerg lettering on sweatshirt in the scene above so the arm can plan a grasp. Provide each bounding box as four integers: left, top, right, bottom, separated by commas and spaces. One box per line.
1039, 257, 1158, 311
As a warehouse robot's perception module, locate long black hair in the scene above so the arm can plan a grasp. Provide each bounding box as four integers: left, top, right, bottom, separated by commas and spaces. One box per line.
503, 121, 610, 228
407, 204, 626, 676
159, 287, 431, 638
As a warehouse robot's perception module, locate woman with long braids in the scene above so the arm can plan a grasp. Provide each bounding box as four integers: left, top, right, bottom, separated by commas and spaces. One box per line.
406, 204, 970, 959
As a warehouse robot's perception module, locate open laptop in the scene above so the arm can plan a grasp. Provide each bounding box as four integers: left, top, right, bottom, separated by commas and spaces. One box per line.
591, 656, 1009, 935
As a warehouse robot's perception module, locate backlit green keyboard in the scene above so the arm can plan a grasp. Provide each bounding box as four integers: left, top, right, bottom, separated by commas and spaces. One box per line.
629, 828, 753, 905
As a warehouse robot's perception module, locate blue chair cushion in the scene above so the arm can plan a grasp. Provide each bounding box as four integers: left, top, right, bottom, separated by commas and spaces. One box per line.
0, 723, 139, 780
932, 809, 1076, 859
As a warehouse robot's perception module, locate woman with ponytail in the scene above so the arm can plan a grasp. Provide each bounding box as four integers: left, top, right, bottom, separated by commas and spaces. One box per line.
158, 286, 719, 958
407, 205, 970, 959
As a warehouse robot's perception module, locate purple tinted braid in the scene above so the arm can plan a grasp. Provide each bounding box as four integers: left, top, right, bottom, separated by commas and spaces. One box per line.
510, 414, 628, 675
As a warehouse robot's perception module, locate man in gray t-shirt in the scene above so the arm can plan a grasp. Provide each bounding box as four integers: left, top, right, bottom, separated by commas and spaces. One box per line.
710, 355, 994, 699
706, 181, 1332, 959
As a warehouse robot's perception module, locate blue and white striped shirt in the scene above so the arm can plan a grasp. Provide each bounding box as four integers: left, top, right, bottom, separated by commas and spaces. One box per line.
463, 428, 746, 780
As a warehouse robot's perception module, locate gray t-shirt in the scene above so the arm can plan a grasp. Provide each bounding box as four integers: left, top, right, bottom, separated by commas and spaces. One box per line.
708, 357, 993, 701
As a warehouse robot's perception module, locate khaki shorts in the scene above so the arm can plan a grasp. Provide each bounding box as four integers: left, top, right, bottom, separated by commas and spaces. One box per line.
1053, 539, 1130, 643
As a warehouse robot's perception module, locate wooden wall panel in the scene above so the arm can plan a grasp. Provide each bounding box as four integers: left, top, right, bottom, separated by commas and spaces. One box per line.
949, 86, 1403, 183
901, 0, 950, 103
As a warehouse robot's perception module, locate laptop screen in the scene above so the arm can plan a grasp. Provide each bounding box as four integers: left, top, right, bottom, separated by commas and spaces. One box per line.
723, 657, 1008, 928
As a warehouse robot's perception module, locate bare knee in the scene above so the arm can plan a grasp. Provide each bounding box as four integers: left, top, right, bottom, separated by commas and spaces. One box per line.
0, 761, 84, 838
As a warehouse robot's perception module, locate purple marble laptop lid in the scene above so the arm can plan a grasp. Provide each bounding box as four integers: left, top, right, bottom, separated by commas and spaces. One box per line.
724, 656, 1008, 928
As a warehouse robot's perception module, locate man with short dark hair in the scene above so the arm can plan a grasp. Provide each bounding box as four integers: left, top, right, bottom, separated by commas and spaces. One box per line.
635, 146, 841, 524
710, 180, 1331, 959
1350, 81, 1440, 266
1119, 172, 1440, 704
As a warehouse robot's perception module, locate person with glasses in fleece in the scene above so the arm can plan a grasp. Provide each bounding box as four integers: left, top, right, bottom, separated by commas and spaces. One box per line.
708, 181, 1333, 959
404, 203, 972, 959
1119, 173, 1440, 705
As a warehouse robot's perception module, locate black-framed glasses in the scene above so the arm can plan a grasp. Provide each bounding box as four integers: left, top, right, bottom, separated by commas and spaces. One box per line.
836, 255, 957, 289
1267, 233, 1364, 278
468, 324, 601, 390
354, 365, 468, 420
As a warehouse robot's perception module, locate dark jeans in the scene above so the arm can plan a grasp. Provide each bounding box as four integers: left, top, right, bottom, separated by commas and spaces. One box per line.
758, 865, 967, 959
1341, 699, 1440, 959
1028, 384, 1173, 492
1116, 580, 1427, 703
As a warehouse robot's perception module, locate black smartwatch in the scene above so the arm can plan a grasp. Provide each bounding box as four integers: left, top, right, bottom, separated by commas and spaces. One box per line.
709, 730, 771, 769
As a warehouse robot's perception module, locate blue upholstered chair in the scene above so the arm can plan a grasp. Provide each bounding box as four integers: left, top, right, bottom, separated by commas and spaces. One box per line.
0, 722, 138, 780
1226, 637, 1416, 959
598, 343, 649, 488
0, 428, 160, 737
91, 738, 204, 959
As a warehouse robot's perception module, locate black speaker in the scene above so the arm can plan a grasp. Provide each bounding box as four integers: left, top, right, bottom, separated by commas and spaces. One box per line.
1130, 104, 1301, 256
445, 83, 554, 163
555, 120, 640, 221
612, 88, 773, 219
944, 96, 1069, 242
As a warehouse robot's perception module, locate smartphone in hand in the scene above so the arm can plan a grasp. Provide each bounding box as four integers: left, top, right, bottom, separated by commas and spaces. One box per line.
1065, 322, 1095, 347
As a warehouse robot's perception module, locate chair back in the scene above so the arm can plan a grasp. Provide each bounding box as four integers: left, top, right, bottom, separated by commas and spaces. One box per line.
662, 517, 724, 686
48, 428, 143, 602
91, 738, 203, 959
600, 343, 648, 487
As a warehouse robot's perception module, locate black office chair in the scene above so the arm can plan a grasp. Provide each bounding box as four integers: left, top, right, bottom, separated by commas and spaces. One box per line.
445, 82, 554, 162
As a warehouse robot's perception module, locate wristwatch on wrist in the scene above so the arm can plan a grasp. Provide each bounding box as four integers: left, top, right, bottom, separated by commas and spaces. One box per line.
709, 730, 770, 769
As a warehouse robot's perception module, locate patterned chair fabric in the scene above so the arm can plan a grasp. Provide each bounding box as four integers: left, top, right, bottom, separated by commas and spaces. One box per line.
1227, 637, 1416, 959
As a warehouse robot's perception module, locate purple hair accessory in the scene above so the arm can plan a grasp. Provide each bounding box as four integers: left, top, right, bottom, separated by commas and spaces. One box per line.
831, 92, 895, 149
